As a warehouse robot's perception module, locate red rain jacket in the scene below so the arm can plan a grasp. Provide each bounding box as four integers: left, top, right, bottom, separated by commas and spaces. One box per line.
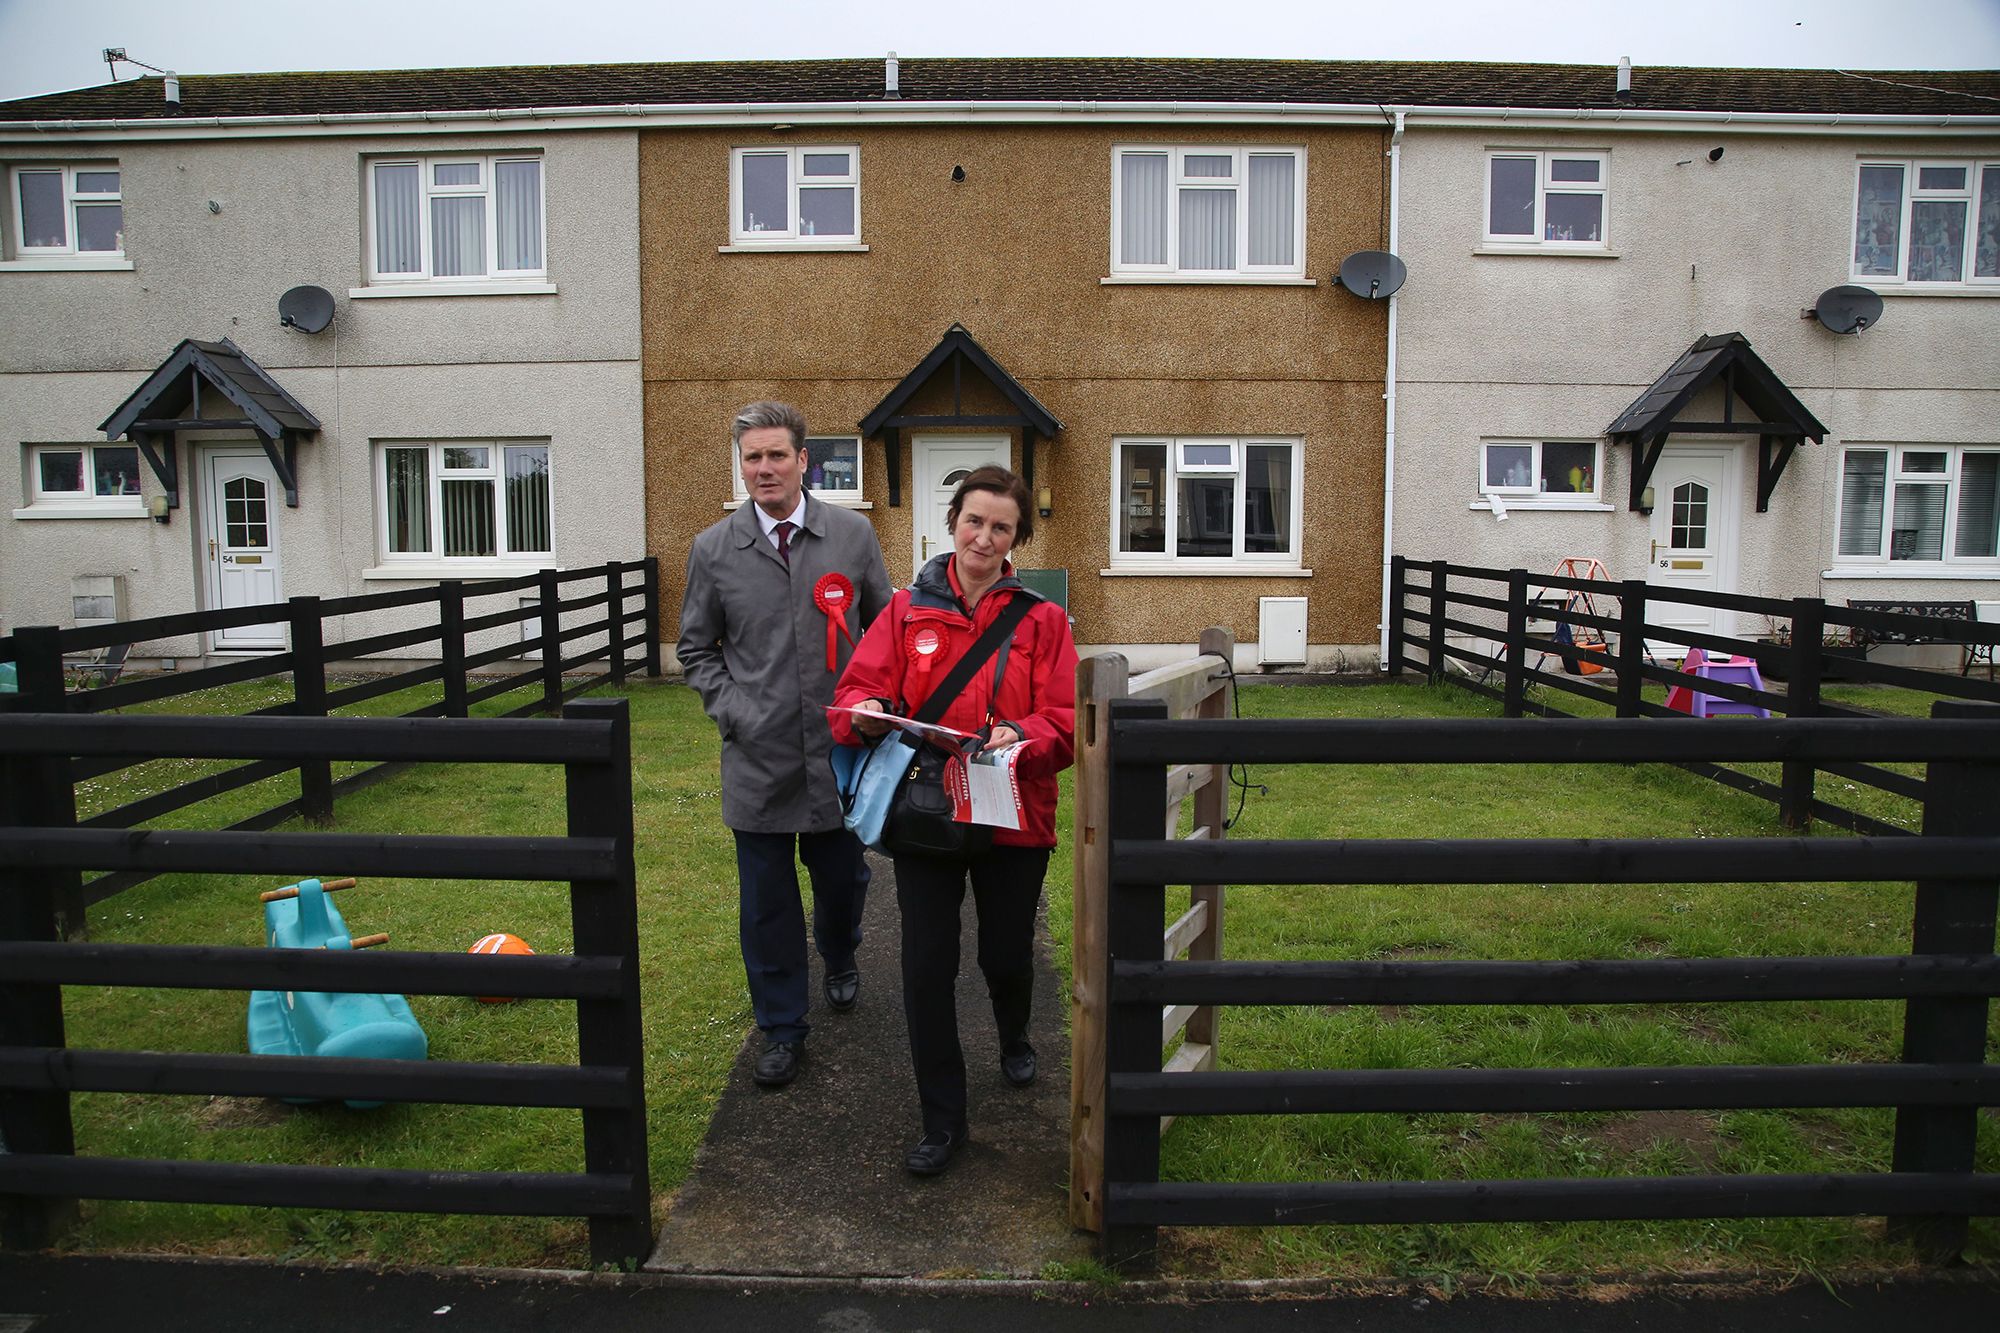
831, 555, 1078, 848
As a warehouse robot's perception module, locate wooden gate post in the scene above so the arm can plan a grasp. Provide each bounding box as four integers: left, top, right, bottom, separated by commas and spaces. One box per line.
606, 563, 628, 687
642, 557, 664, 678
539, 568, 564, 714
0, 733, 80, 1248
289, 596, 334, 824
1888, 701, 2000, 1263
1427, 564, 1448, 682
1387, 556, 1407, 677
1068, 651, 1129, 1234
10, 627, 84, 941
1503, 569, 1528, 718
1780, 597, 1825, 830
1101, 695, 1168, 1270
440, 582, 469, 719
1616, 580, 1647, 718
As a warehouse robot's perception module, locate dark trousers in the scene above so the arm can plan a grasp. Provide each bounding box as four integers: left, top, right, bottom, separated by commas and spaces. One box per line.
893, 844, 1051, 1136
733, 827, 869, 1044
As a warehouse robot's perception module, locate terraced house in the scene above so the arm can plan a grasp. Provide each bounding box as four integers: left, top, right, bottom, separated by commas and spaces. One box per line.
3, 58, 1994, 670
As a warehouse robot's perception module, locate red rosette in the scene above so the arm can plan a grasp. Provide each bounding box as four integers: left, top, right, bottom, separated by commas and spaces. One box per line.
906, 623, 945, 678
813, 572, 857, 671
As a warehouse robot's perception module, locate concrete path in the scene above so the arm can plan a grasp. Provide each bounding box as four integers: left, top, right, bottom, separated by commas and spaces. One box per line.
646, 849, 1093, 1277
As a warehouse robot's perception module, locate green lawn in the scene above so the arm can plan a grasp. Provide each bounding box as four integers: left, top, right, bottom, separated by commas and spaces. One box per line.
40, 673, 1999, 1277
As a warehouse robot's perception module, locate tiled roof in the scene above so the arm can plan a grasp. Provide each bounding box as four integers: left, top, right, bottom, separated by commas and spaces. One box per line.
3, 58, 1997, 122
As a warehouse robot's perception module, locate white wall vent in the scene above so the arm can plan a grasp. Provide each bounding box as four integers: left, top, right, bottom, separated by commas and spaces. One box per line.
72, 574, 127, 627
1256, 596, 1307, 666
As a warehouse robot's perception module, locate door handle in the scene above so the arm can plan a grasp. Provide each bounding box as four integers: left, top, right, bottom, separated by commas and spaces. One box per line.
209, 539, 217, 561
1650, 540, 1658, 563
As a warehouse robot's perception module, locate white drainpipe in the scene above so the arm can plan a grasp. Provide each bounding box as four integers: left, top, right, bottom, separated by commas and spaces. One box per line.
1377, 108, 1406, 671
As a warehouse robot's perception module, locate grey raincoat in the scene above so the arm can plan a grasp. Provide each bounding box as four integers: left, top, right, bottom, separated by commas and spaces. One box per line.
677, 495, 892, 833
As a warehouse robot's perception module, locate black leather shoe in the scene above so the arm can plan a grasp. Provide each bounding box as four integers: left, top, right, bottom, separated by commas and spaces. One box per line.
752, 1040, 802, 1087
1001, 1040, 1037, 1088
824, 968, 860, 1012
904, 1128, 961, 1176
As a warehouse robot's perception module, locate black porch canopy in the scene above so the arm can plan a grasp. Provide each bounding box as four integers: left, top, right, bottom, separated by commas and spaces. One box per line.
1605, 332, 1826, 513
99, 337, 321, 513
858, 323, 1061, 507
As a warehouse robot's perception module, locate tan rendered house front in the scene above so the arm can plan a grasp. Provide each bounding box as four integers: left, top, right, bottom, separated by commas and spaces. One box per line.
641, 119, 1391, 669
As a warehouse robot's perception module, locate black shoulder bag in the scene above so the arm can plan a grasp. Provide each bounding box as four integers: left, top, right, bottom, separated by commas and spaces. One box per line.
881, 594, 1034, 860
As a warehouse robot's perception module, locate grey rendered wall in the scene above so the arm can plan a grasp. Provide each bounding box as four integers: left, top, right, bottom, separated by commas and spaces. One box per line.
1392, 126, 2000, 609
0, 128, 642, 655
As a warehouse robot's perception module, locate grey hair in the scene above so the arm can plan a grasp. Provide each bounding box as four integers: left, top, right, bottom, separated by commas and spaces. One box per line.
730, 400, 807, 449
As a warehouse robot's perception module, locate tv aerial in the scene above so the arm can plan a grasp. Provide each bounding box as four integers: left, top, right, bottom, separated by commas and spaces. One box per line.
278, 285, 336, 334
1804, 285, 1883, 335
1335, 250, 1408, 300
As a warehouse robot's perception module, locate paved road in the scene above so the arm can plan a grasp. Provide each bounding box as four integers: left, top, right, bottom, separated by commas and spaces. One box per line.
5, 1254, 1997, 1332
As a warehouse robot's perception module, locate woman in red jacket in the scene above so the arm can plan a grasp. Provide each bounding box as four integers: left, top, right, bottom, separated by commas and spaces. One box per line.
832, 465, 1078, 1175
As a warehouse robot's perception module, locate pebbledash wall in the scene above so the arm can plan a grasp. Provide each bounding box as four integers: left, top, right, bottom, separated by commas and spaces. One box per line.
0, 126, 643, 663
640, 122, 1392, 672
1392, 121, 2000, 631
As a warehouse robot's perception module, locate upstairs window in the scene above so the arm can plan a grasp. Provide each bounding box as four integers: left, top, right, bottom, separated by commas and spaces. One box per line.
730, 147, 860, 244
1836, 444, 1998, 566
11, 164, 123, 257
1112, 436, 1301, 567
1852, 159, 2000, 286
1484, 151, 1608, 248
1111, 146, 1305, 278
378, 441, 552, 563
367, 154, 545, 283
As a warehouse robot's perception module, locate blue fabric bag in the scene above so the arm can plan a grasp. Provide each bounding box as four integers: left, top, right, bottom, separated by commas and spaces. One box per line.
831, 733, 915, 852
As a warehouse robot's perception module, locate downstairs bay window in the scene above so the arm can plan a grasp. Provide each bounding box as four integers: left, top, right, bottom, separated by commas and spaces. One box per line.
1112, 437, 1301, 568
1836, 444, 1998, 568
378, 441, 552, 568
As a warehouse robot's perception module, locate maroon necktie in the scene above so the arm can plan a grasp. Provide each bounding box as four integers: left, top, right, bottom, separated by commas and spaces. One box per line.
774, 521, 795, 565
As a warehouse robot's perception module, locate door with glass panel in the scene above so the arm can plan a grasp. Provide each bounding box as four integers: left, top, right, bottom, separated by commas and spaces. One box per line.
912, 437, 1009, 580
1643, 444, 1737, 650
201, 448, 286, 651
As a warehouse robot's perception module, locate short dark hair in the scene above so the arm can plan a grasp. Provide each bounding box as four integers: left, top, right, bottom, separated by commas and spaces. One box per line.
946, 464, 1035, 545
730, 400, 806, 451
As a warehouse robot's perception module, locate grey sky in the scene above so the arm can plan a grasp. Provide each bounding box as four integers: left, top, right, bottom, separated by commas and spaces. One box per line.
3, 0, 1998, 103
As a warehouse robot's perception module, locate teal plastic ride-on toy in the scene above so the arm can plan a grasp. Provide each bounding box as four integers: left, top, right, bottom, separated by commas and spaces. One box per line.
247, 876, 428, 1109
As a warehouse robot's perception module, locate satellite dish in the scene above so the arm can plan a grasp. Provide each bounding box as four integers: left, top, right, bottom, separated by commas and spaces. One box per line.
278, 285, 336, 334
1810, 284, 1883, 335
1336, 250, 1408, 300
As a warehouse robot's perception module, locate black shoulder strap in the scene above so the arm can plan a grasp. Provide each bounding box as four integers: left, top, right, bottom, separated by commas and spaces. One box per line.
910, 594, 1034, 725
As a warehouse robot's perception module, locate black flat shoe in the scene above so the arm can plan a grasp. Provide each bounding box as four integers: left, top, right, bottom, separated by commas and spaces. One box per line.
1000, 1040, 1037, 1088
752, 1040, 802, 1087
904, 1129, 960, 1176
824, 968, 860, 1012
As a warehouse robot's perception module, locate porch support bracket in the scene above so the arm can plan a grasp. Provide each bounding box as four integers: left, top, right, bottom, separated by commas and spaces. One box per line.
135, 432, 180, 512
1757, 435, 1802, 513
255, 431, 300, 507
1628, 433, 1668, 513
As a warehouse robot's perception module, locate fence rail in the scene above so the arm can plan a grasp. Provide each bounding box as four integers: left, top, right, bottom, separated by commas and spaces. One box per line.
0, 559, 659, 929
0, 700, 652, 1266
1096, 697, 2000, 1267
1388, 558, 2000, 834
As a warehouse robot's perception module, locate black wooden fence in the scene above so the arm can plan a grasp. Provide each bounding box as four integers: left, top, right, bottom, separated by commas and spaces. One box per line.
0, 559, 659, 921
1098, 696, 2000, 1267
1388, 558, 2000, 834
0, 700, 652, 1266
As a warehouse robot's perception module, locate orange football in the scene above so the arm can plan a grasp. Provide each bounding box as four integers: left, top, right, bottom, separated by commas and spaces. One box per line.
468, 932, 533, 1003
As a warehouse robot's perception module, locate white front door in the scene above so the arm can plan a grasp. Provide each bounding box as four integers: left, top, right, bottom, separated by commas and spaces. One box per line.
911, 435, 1010, 580
202, 447, 287, 651
1644, 443, 1738, 650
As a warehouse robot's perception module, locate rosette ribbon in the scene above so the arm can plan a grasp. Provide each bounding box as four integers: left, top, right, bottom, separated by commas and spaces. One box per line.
814, 572, 857, 671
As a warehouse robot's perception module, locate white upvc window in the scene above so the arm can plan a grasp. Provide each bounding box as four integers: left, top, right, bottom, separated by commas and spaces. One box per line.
1835, 444, 1999, 567
11, 164, 123, 257
22, 443, 144, 510
1480, 439, 1602, 501
377, 441, 552, 563
1484, 151, 1609, 248
1111, 146, 1306, 278
729, 146, 860, 244
1852, 159, 2000, 286
1111, 436, 1302, 567
366, 154, 545, 283
730, 435, 863, 502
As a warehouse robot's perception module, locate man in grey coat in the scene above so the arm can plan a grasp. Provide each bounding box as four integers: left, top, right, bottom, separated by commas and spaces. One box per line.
678, 401, 892, 1088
